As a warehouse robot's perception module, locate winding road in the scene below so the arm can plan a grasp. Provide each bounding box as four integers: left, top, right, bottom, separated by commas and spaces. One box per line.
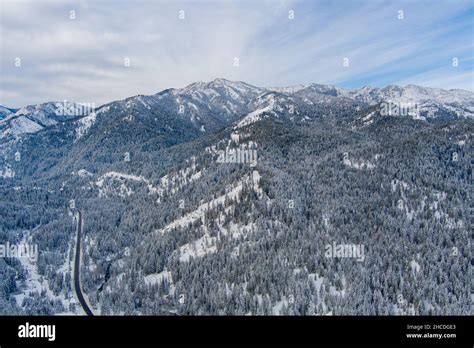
74, 210, 94, 316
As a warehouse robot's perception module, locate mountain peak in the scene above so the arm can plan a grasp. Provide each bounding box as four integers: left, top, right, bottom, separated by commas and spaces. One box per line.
211, 77, 232, 84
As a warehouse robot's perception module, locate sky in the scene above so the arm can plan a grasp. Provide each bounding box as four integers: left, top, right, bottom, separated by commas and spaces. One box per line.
0, 0, 473, 107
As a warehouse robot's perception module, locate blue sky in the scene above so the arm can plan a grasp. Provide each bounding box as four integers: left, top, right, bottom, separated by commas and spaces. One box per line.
0, 0, 473, 107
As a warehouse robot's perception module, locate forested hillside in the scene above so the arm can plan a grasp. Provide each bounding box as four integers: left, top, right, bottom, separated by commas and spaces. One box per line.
0, 80, 472, 315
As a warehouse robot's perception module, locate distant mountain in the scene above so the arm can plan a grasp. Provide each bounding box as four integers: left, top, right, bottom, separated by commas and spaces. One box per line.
2, 80, 472, 141
172, 78, 266, 121
272, 83, 474, 119
0, 101, 91, 139
0, 105, 18, 120
348, 85, 474, 119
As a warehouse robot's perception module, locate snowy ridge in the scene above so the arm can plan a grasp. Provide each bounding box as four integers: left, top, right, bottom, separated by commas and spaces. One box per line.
155, 170, 262, 236
2, 81, 473, 143
235, 92, 286, 128
236, 104, 274, 128
350, 85, 474, 119
75, 106, 109, 140
1, 101, 95, 139
93, 158, 203, 200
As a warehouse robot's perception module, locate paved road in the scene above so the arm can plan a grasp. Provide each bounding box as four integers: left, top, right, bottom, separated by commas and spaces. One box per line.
74, 210, 94, 316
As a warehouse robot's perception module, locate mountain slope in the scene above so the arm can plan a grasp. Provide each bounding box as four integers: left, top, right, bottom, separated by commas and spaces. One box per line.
0, 79, 472, 316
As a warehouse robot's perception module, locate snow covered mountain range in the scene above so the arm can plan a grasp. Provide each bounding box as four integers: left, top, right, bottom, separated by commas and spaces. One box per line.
0, 79, 472, 315
1, 79, 473, 140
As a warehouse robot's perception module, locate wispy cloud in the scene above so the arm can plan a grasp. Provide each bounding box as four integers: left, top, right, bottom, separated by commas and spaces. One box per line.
0, 0, 472, 107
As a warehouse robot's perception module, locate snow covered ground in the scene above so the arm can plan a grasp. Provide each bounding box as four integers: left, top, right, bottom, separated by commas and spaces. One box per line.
94, 158, 202, 200
14, 229, 80, 315
155, 171, 262, 236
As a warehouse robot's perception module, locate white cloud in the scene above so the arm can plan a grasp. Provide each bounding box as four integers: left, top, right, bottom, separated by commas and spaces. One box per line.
0, 0, 472, 107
